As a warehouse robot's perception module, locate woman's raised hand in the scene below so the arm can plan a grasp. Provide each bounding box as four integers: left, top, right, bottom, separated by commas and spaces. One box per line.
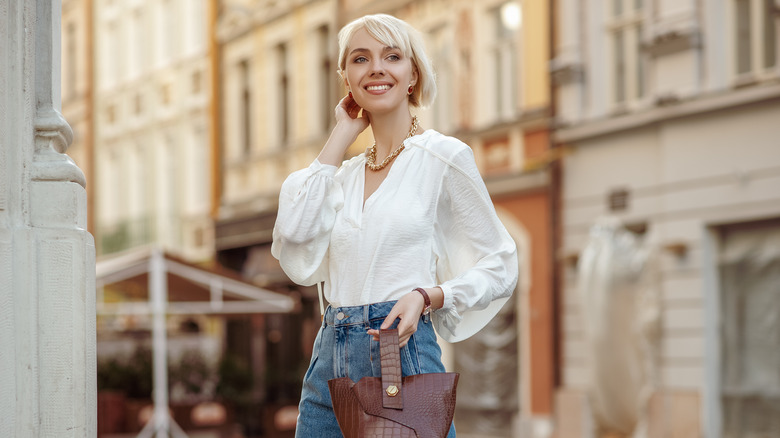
317, 93, 370, 166
335, 93, 370, 134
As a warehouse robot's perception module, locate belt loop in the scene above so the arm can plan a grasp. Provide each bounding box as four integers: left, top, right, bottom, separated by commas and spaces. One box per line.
323, 305, 331, 327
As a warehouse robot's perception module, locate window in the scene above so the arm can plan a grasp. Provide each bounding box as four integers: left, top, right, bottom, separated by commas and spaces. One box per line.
130, 8, 145, 77
190, 126, 208, 210
734, 0, 777, 77
238, 60, 252, 156
162, 0, 177, 62
128, 144, 146, 226
277, 43, 290, 145
65, 22, 77, 98
163, 136, 180, 247
161, 83, 172, 106
608, 0, 646, 105
720, 219, 780, 437
188, 0, 206, 53
105, 22, 119, 87
133, 93, 143, 116
318, 26, 334, 134
106, 105, 116, 124
490, 2, 521, 120
192, 70, 202, 94
106, 148, 123, 222
430, 25, 451, 131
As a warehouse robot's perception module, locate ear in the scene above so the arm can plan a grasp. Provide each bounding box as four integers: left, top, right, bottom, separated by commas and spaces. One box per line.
411, 65, 419, 86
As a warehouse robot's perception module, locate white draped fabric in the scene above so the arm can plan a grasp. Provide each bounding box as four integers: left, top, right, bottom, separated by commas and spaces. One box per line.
577, 218, 661, 435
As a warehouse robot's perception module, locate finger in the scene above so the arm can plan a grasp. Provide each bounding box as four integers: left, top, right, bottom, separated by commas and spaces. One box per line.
397, 319, 417, 346
398, 323, 417, 348
336, 95, 355, 116
380, 311, 398, 330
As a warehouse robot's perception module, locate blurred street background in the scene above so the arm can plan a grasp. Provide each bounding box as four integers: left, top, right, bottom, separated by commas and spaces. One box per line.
58, 0, 780, 437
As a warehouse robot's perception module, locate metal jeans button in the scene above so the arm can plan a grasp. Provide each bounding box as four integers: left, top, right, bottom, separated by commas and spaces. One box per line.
336, 312, 345, 320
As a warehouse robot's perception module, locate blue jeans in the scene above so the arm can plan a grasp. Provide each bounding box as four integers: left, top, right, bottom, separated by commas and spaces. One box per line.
295, 301, 456, 437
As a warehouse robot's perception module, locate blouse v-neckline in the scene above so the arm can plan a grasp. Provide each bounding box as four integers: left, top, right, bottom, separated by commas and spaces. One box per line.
358, 129, 429, 213
361, 151, 401, 211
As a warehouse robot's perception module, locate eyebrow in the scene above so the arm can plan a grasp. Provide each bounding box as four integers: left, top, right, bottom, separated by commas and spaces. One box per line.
348, 46, 399, 57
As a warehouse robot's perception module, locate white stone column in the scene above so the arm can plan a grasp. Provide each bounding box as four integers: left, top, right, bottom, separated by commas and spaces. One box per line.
0, 0, 96, 437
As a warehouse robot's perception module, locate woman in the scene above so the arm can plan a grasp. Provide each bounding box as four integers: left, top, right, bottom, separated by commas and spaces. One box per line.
271, 13, 518, 437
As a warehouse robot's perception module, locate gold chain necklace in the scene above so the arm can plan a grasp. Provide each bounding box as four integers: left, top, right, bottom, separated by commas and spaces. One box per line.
366, 115, 419, 172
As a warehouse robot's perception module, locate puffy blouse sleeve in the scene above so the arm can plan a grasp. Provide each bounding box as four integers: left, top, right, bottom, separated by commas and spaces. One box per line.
271, 159, 344, 286
432, 147, 519, 343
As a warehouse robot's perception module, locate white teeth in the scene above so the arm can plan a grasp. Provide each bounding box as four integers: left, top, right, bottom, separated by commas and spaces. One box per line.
366, 85, 391, 91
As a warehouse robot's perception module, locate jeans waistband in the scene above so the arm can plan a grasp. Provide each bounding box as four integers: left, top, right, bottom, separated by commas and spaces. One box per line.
323, 300, 398, 327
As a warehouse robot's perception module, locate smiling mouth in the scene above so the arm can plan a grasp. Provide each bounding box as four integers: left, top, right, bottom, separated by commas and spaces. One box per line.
365, 84, 392, 91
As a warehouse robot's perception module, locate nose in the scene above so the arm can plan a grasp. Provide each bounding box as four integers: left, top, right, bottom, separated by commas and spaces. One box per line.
368, 59, 385, 76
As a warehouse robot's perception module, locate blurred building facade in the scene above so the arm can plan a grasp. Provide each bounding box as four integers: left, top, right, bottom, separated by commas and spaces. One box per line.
61, 0, 780, 436
92, 0, 214, 261
553, 1, 780, 437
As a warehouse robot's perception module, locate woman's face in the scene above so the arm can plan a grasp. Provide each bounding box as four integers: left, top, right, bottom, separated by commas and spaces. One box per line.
343, 27, 417, 116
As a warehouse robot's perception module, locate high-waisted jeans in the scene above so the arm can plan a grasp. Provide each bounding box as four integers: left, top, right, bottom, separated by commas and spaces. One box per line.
295, 300, 456, 437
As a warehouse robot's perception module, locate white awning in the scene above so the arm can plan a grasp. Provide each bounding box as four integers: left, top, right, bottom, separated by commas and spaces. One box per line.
95, 246, 295, 316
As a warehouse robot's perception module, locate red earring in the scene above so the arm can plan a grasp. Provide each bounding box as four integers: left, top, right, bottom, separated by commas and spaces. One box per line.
407, 84, 414, 95
348, 90, 352, 97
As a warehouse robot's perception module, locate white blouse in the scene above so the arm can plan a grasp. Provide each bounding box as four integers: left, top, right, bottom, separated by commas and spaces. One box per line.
271, 129, 518, 342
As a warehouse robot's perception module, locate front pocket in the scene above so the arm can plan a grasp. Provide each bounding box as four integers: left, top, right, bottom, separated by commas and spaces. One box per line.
400, 333, 421, 376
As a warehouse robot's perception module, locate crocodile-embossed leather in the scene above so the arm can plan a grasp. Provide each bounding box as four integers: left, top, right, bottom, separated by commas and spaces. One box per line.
328, 329, 459, 438
380, 329, 404, 409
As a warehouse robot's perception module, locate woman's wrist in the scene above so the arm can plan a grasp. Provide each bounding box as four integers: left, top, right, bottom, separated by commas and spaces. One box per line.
317, 122, 362, 166
413, 288, 431, 315
427, 287, 444, 311
412, 287, 444, 313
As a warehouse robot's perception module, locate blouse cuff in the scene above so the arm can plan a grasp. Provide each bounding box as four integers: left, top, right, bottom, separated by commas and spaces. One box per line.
438, 283, 456, 312
310, 158, 338, 177
433, 283, 463, 337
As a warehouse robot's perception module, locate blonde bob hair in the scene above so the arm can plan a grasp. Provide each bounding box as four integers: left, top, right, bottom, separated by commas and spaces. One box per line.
337, 14, 437, 108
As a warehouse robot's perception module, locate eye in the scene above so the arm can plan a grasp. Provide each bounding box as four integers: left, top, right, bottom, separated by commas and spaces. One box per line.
352, 56, 368, 63
387, 54, 401, 61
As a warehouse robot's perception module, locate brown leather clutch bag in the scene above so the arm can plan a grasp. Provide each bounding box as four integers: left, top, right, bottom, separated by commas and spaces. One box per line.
328, 329, 459, 437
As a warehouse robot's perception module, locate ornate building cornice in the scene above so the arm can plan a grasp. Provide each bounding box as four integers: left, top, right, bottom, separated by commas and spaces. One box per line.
217, 0, 323, 43
644, 16, 701, 58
